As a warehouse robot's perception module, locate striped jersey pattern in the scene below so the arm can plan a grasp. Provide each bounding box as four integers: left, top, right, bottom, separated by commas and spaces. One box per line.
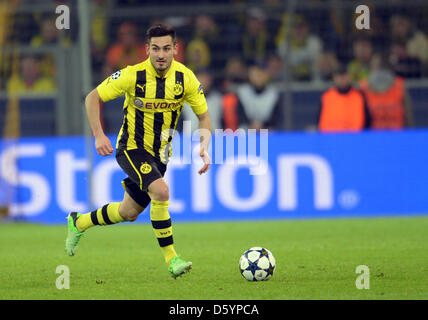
97, 58, 208, 163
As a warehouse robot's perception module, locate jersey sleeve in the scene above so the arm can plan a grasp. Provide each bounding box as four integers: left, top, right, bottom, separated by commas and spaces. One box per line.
96, 66, 132, 102
184, 69, 208, 115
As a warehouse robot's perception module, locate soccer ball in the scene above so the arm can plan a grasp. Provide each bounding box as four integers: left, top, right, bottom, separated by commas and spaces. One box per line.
239, 247, 276, 281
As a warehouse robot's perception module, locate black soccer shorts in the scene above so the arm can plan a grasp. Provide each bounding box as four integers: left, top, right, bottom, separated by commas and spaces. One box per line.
115, 148, 167, 208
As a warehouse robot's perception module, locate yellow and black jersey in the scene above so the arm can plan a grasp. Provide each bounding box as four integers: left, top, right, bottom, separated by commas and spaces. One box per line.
96, 58, 208, 163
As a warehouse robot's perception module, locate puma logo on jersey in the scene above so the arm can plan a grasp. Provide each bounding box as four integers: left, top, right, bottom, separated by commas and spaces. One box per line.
136, 83, 146, 91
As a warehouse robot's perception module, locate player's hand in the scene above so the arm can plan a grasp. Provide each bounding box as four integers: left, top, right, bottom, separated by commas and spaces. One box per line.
198, 147, 211, 175
95, 134, 114, 156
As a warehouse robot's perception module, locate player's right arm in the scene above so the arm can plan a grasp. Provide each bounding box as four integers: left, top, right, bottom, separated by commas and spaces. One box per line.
85, 88, 113, 156
86, 67, 133, 156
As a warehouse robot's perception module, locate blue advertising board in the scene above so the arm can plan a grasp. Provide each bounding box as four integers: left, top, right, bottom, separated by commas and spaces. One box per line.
0, 130, 427, 223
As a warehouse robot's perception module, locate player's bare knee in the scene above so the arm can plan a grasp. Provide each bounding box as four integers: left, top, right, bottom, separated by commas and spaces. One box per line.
148, 179, 170, 202
154, 186, 169, 202
159, 190, 169, 202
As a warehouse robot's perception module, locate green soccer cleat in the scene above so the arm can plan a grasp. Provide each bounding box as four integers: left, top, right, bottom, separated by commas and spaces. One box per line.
168, 255, 192, 279
65, 212, 84, 256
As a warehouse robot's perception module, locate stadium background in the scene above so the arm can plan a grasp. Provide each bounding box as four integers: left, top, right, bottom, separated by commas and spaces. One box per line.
0, 0, 428, 223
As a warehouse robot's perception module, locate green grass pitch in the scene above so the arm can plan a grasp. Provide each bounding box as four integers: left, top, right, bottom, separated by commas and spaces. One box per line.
0, 217, 427, 300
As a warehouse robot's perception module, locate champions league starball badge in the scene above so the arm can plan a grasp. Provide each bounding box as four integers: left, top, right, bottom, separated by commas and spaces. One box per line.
110, 70, 122, 80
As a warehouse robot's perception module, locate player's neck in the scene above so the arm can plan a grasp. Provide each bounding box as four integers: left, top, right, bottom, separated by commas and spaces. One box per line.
156, 68, 169, 78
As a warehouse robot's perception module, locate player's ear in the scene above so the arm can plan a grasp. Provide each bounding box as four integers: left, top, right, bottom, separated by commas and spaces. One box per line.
173, 42, 178, 56
145, 42, 150, 55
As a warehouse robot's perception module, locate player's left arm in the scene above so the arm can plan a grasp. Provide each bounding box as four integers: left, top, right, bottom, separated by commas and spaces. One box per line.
184, 70, 213, 174
196, 111, 213, 175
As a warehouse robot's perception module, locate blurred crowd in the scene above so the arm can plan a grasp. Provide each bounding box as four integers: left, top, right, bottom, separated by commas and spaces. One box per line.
2, 0, 428, 132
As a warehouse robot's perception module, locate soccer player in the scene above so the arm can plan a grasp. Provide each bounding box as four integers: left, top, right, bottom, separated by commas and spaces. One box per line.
65, 25, 212, 278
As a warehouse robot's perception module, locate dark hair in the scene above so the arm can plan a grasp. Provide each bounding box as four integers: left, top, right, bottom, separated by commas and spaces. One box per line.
146, 24, 176, 43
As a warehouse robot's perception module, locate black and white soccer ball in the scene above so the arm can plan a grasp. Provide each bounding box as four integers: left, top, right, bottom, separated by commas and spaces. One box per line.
239, 247, 276, 281
110, 70, 122, 80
